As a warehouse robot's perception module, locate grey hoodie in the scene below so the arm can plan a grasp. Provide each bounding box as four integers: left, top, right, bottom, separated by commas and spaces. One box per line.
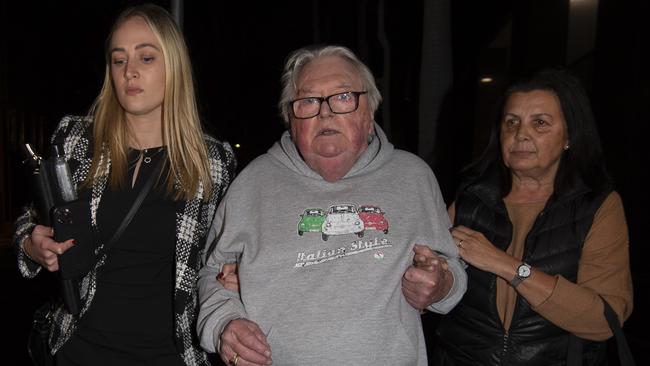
197, 124, 467, 365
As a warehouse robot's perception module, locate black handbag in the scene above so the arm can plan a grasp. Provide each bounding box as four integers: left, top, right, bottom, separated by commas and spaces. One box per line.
27, 158, 162, 366
28, 301, 55, 366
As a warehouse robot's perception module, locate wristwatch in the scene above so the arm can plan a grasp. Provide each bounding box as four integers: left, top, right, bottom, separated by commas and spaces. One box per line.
510, 262, 531, 287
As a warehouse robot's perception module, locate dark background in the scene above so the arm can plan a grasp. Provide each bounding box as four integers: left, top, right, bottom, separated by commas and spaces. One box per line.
1, 0, 647, 364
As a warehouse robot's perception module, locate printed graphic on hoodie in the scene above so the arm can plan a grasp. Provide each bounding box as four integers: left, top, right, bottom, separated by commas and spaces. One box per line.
295, 237, 392, 267
358, 205, 389, 234
295, 203, 392, 267
297, 203, 390, 240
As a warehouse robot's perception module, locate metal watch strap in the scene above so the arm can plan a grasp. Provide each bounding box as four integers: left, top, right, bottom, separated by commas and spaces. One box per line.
510, 274, 525, 288
509, 262, 531, 287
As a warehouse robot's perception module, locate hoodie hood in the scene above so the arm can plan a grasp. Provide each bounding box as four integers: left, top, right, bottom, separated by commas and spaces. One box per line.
268, 122, 395, 181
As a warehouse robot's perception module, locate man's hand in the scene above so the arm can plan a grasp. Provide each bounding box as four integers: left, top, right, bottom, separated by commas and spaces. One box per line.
220, 319, 272, 366
402, 244, 453, 311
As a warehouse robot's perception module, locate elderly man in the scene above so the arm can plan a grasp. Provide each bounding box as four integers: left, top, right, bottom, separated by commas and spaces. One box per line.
197, 45, 467, 366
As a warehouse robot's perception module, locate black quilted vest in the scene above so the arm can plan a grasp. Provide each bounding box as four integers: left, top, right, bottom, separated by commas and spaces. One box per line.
433, 167, 611, 366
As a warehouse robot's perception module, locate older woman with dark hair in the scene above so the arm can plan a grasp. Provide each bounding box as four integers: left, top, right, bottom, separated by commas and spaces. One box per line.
419, 69, 633, 365
197, 45, 467, 366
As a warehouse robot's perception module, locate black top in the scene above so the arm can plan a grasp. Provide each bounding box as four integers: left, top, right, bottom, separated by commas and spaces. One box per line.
58, 147, 184, 365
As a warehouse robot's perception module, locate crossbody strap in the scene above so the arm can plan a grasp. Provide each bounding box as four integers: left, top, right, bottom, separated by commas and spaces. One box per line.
601, 295, 636, 366
567, 295, 636, 366
103, 158, 163, 252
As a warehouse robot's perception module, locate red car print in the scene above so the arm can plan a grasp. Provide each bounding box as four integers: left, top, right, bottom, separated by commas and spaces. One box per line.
358, 205, 389, 234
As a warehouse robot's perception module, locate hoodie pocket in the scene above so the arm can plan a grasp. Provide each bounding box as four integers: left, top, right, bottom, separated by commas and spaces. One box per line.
266, 315, 418, 366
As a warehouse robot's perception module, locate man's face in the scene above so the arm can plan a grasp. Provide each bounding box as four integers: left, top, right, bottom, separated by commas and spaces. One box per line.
290, 56, 373, 182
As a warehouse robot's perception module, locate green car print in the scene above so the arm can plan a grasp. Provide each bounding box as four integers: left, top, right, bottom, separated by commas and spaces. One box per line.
298, 208, 326, 236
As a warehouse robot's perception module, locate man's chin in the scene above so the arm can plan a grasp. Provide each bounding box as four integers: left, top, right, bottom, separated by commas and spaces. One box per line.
313, 142, 346, 158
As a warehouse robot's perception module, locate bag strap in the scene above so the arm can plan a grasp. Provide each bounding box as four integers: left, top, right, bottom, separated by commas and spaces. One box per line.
103, 158, 163, 252
567, 333, 582, 366
567, 296, 636, 366
600, 295, 636, 366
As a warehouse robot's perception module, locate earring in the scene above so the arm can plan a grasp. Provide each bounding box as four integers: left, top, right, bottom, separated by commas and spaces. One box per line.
563, 143, 570, 151
367, 134, 375, 144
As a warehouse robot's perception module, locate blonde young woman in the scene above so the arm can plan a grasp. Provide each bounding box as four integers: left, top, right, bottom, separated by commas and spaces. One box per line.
13, 4, 235, 365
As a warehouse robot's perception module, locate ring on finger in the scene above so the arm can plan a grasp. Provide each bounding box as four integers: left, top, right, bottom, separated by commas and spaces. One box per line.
458, 240, 464, 248
230, 353, 239, 366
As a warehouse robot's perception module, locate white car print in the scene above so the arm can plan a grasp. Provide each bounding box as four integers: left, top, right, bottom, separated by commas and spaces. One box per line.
321, 203, 365, 241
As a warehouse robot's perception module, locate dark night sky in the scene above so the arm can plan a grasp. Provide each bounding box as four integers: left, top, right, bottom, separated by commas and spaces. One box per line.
2, 0, 428, 166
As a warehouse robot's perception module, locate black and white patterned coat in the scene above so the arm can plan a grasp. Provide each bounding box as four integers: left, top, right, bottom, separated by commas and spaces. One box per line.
13, 115, 236, 366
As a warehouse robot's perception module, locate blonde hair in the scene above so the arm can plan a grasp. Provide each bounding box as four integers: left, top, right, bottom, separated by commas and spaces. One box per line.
85, 4, 211, 201
278, 45, 382, 126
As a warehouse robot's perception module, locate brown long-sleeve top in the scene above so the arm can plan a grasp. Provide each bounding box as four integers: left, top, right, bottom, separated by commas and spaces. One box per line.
449, 192, 633, 341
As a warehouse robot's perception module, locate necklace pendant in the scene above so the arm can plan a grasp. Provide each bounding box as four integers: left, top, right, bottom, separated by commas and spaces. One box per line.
144, 156, 152, 164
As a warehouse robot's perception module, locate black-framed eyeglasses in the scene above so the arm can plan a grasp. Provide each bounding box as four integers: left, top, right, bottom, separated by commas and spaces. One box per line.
290, 91, 368, 119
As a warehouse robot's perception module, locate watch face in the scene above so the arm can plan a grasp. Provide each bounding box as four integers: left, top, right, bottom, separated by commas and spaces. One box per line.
518, 264, 531, 277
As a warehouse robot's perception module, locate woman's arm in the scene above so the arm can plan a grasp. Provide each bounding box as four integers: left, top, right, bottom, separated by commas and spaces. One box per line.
451, 192, 633, 341
451, 225, 559, 307
530, 192, 633, 340
13, 116, 86, 277
13, 206, 41, 277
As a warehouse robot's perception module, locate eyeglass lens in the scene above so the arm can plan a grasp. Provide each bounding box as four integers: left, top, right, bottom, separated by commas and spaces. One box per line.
292, 92, 363, 119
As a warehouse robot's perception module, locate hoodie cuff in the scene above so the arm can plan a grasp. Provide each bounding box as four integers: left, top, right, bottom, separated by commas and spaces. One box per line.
426, 258, 468, 314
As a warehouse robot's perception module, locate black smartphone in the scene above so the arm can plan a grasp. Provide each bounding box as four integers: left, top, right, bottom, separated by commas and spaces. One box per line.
52, 199, 95, 279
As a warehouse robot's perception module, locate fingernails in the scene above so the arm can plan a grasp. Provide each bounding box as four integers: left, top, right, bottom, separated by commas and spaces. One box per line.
71, 239, 76, 245
217, 272, 224, 280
